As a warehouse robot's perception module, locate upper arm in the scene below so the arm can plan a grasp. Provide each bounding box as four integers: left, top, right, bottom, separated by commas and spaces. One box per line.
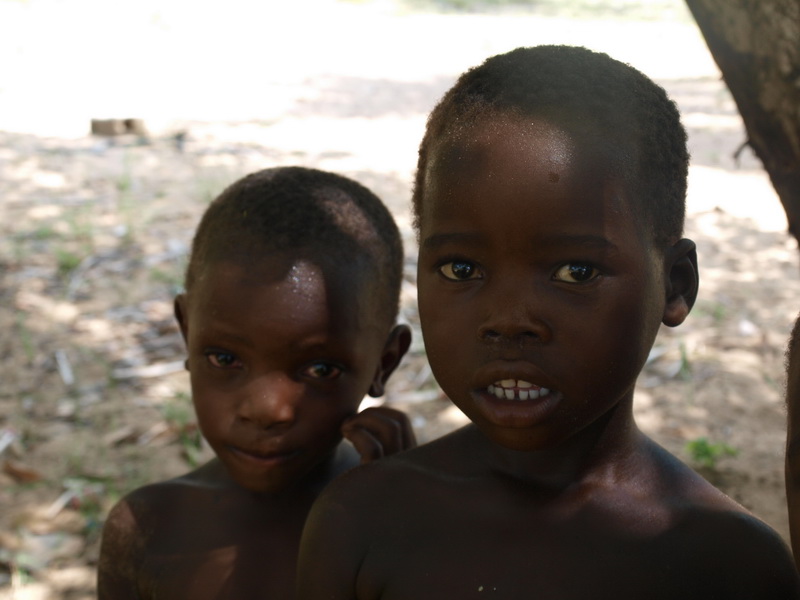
296, 471, 376, 600
724, 532, 800, 598
697, 512, 800, 599
785, 313, 800, 567
97, 497, 146, 600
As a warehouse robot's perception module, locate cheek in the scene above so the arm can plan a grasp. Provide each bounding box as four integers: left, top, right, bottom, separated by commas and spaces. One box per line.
297, 404, 353, 451
419, 306, 472, 393
579, 284, 662, 389
191, 393, 232, 437
188, 369, 238, 425
304, 384, 365, 422
418, 274, 460, 332
419, 292, 451, 360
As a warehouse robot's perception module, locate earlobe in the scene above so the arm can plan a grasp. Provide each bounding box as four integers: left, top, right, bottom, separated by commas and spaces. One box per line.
368, 324, 413, 398
662, 238, 699, 328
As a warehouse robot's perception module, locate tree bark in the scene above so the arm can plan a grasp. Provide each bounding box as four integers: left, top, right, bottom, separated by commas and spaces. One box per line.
685, 0, 800, 242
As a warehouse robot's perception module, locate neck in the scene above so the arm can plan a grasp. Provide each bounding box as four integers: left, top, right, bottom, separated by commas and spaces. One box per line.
208, 440, 360, 506
300, 440, 361, 495
477, 398, 643, 491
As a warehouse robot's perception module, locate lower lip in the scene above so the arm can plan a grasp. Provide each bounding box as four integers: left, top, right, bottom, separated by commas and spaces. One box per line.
228, 446, 300, 469
471, 388, 562, 428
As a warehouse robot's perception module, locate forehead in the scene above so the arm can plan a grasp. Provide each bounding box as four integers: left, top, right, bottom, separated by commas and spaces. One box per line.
432, 117, 576, 181
190, 255, 370, 330
424, 117, 644, 231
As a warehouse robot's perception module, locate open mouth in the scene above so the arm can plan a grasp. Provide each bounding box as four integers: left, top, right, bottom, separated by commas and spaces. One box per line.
487, 379, 551, 401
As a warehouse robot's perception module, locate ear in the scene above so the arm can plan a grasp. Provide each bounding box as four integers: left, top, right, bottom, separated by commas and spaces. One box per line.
174, 293, 190, 344
174, 294, 192, 371
662, 238, 699, 328
368, 324, 412, 398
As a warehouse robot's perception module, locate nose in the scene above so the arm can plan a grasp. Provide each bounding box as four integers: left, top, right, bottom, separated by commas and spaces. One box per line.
236, 373, 299, 429
477, 282, 552, 345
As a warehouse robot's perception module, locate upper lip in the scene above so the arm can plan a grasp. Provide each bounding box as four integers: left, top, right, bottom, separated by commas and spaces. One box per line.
474, 360, 554, 391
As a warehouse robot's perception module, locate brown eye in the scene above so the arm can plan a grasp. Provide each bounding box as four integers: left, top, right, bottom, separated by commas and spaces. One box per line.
304, 363, 342, 380
439, 261, 481, 281
206, 352, 242, 368
553, 263, 599, 283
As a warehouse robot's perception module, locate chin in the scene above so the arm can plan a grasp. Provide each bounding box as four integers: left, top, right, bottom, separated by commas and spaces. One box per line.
220, 458, 303, 496
481, 426, 570, 453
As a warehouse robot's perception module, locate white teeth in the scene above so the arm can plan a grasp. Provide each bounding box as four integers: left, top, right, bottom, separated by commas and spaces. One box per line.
486, 380, 551, 401
497, 379, 534, 389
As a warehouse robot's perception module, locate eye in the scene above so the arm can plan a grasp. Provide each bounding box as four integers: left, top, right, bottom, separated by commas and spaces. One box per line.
438, 260, 482, 281
303, 362, 342, 380
552, 263, 600, 284
205, 351, 242, 369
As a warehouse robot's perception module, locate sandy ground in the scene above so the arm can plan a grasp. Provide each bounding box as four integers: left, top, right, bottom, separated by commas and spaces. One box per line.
0, 0, 797, 597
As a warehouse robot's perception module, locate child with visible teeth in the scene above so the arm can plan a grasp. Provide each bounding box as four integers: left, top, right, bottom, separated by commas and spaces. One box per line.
488, 380, 550, 401
298, 46, 799, 600
97, 167, 415, 599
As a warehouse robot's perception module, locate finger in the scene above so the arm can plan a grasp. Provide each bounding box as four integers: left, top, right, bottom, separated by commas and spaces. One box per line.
368, 406, 417, 449
342, 425, 383, 465
341, 411, 400, 457
343, 407, 413, 455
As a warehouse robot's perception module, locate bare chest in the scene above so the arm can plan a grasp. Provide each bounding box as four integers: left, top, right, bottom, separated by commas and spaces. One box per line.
355, 483, 716, 600
135, 498, 306, 600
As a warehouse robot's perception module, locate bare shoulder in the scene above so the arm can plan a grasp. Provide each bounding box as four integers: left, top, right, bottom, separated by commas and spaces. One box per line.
311, 425, 473, 510
664, 508, 800, 597
97, 462, 225, 599
645, 442, 799, 597
297, 429, 470, 599
98, 472, 195, 554
104, 460, 221, 525
96, 483, 162, 599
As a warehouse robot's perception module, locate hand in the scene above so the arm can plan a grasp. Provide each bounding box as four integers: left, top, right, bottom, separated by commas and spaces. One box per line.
341, 406, 417, 465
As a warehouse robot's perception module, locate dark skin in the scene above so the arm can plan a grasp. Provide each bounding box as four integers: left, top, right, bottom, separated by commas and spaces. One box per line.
786, 313, 800, 571
98, 254, 413, 599
297, 117, 800, 599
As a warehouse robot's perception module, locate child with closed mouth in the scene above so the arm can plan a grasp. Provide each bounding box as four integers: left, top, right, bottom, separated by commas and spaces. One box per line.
97, 166, 414, 599
297, 46, 800, 599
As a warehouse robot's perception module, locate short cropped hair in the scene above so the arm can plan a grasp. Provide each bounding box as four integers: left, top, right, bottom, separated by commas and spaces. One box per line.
413, 45, 689, 244
186, 166, 404, 326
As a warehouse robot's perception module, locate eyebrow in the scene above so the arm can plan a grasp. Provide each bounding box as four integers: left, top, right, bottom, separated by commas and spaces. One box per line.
200, 326, 255, 349
421, 232, 618, 251
537, 233, 618, 251
421, 232, 486, 251
202, 323, 341, 353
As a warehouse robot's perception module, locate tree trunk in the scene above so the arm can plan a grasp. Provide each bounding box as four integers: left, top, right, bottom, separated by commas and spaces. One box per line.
685, 0, 800, 243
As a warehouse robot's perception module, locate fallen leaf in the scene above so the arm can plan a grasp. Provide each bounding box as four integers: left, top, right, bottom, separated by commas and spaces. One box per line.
3, 460, 44, 483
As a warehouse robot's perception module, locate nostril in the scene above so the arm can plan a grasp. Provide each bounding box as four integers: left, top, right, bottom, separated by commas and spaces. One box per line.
517, 331, 540, 346
479, 328, 502, 342
478, 327, 544, 344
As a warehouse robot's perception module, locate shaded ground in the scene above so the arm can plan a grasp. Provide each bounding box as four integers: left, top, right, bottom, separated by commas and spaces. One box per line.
0, 0, 797, 597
